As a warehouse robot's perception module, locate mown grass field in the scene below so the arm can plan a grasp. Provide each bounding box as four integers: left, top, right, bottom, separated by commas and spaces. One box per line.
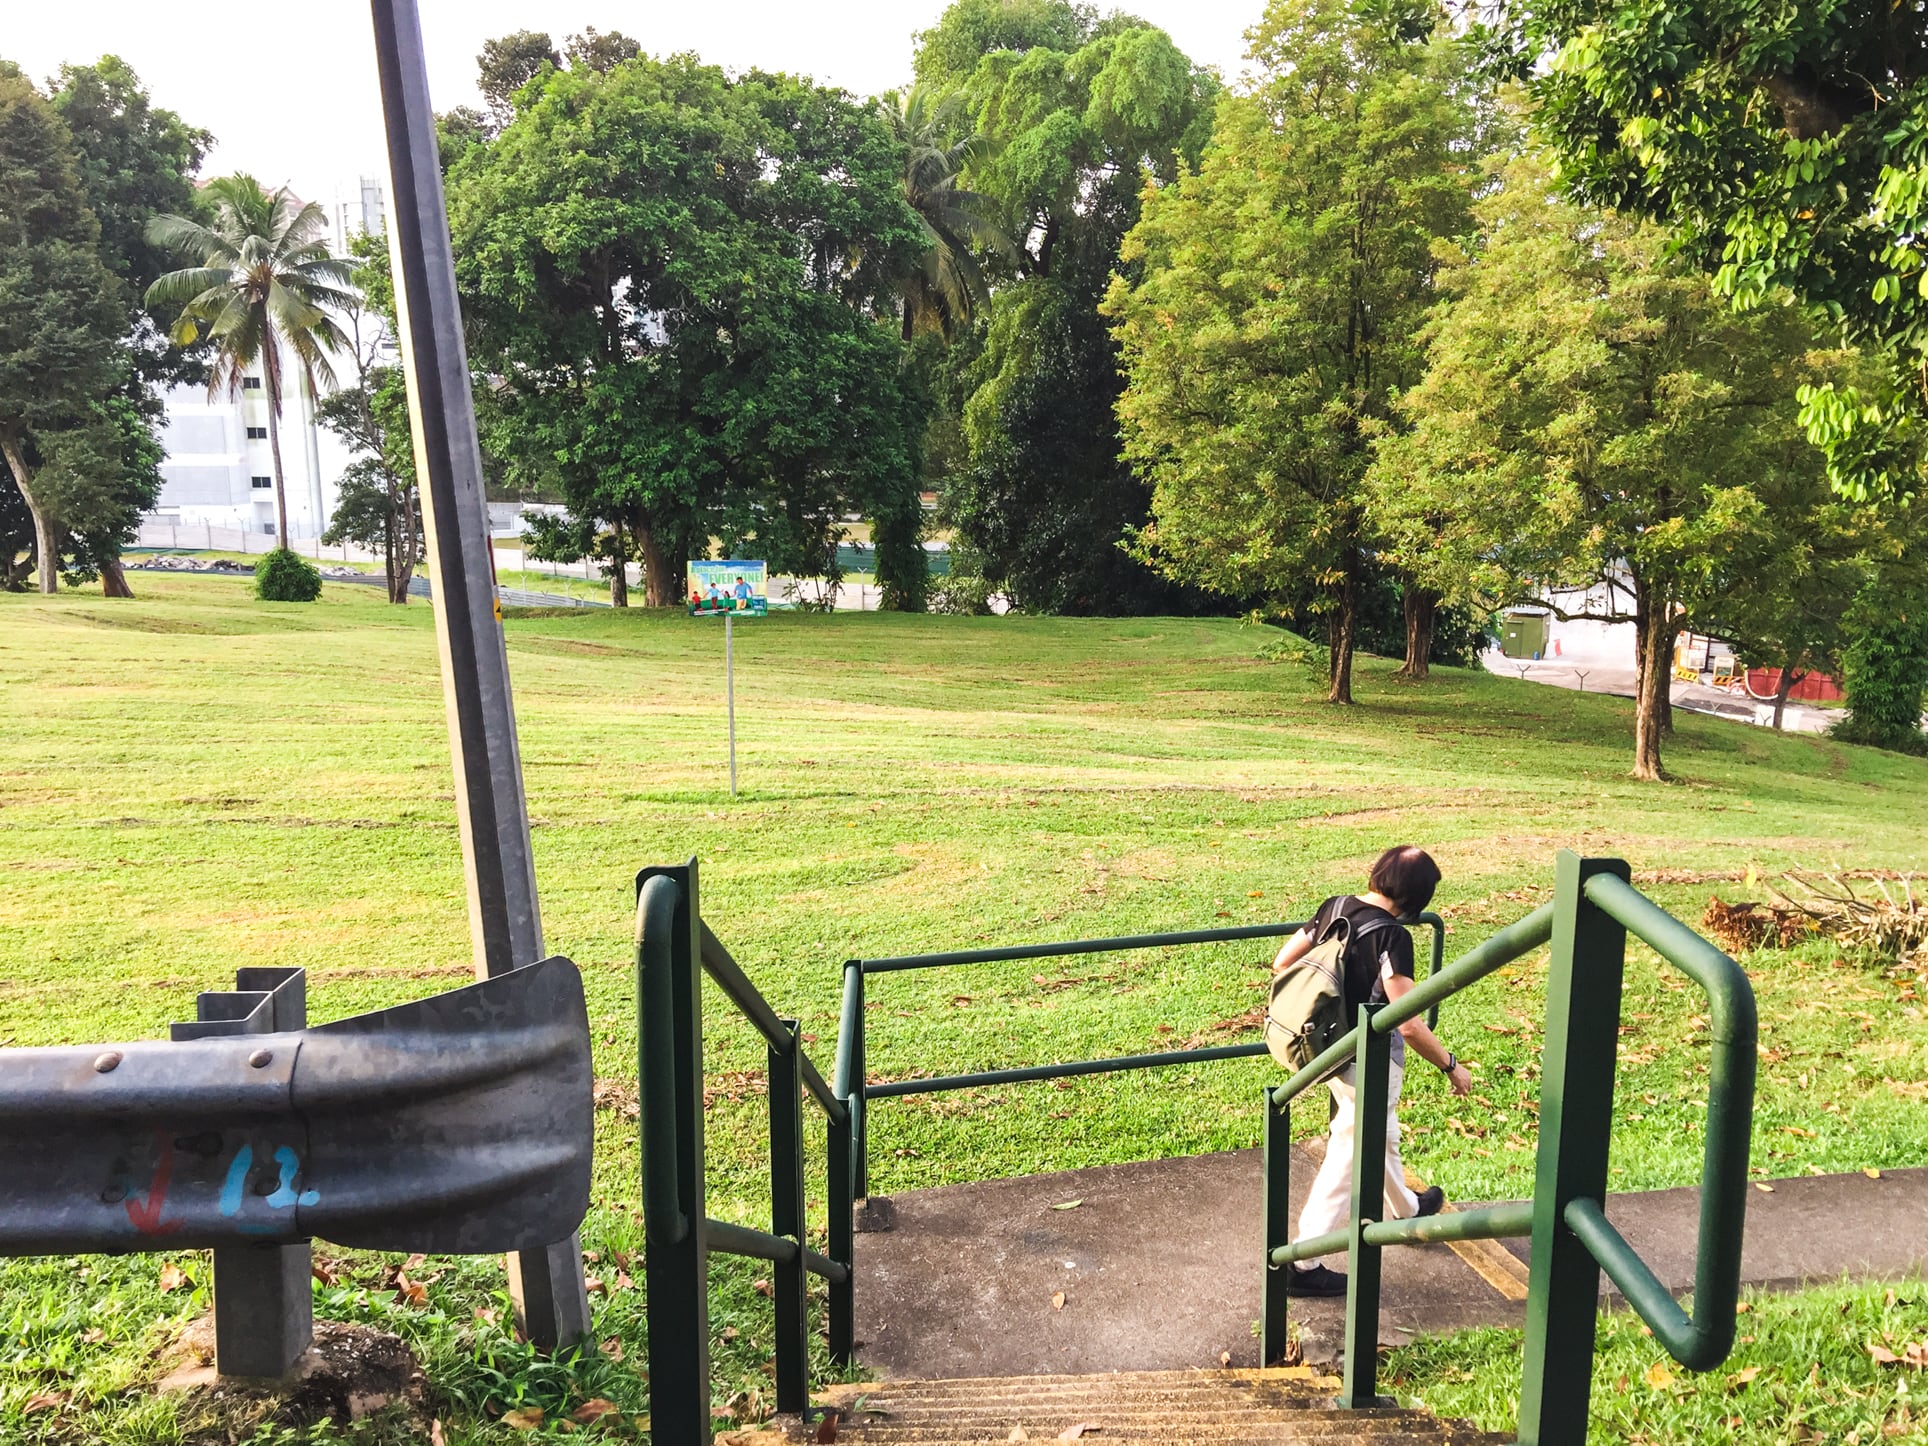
2, 575, 1924, 1444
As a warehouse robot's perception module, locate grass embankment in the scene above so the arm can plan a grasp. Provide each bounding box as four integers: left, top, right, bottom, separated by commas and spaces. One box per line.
1, 576, 1924, 1443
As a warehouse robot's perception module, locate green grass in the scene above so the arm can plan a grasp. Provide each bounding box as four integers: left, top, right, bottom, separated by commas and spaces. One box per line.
1388, 1279, 1928, 1443
2, 575, 1925, 1443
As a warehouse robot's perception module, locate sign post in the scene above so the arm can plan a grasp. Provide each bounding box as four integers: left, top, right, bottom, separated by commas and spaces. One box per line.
688, 560, 767, 799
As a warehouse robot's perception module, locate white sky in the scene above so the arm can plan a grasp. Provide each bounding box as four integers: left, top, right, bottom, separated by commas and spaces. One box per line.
7, 2, 1265, 206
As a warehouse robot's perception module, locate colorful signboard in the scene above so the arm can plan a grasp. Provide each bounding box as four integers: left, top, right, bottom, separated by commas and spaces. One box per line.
688, 559, 768, 616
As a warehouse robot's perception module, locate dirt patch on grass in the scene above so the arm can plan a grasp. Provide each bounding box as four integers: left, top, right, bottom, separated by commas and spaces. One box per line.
159, 1316, 429, 1434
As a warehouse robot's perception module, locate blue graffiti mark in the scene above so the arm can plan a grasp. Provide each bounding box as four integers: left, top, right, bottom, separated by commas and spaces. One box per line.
266, 1147, 319, 1209
219, 1145, 254, 1217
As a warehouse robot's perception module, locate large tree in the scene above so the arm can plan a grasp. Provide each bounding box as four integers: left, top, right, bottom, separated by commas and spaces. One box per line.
0, 66, 128, 595
1104, 0, 1478, 698
146, 176, 353, 548
917, 0, 1220, 614
1486, 1, 1928, 506
1374, 156, 1841, 779
451, 49, 930, 606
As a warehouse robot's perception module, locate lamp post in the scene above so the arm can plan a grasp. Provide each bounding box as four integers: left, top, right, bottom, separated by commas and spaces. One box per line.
367, 0, 590, 1350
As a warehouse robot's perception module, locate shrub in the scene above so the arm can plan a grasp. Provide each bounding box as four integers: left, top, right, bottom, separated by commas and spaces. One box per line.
1833, 612, 1928, 755
254, 547, 322, 603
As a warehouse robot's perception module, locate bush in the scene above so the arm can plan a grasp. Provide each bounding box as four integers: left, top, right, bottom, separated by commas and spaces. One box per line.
254, 547, 322, 603
1833, 612, 1928, 755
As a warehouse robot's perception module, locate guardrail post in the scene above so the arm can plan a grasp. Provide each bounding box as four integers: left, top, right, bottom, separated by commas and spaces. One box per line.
847, 962, 869, 1199
1261, 1086, 1292, 1366
1337, 1002, 1393, 1408
769, 1018, 810, 1414
1517, 852, 1630, 1445
637, 862, 710, 1439
172, 968, 312, 1378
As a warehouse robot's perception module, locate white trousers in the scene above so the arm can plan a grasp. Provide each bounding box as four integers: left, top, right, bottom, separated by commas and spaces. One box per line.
1294, 1061, 1420, 1270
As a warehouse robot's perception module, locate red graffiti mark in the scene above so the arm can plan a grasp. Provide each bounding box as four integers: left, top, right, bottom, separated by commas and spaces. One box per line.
125, 1136, 182, 1237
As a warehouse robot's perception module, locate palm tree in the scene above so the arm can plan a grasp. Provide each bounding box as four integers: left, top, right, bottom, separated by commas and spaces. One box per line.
145, 176, 353, 545
876, 87, 1011, 341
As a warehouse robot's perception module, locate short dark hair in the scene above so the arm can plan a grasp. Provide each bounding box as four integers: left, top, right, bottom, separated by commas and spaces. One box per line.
1369, 845, 1441, 916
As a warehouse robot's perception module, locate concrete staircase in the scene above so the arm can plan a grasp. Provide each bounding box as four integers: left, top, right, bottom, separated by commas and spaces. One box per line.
740, 1368, 1510, 1443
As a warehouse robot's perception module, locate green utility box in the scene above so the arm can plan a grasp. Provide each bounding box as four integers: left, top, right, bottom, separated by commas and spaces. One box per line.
1501, 612, 1549, 659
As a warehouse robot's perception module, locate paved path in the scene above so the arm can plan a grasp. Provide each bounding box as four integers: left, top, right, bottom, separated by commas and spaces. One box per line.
852, 1149, 1927, 1379
1479, 655, 1837, 734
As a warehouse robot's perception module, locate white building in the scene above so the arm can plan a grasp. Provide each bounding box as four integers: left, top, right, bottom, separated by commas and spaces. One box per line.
147, 179, 385, 542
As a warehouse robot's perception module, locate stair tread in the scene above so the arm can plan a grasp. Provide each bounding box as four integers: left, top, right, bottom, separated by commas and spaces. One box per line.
731, 1368, 1511, 1444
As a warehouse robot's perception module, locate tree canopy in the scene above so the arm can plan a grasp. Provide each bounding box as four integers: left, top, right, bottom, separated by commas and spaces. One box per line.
450, 47, 931, 605
1104, 0, 1479, 696
1488, 1, 1928, 505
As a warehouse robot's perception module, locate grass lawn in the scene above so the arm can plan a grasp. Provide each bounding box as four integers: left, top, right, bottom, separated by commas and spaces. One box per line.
1, 574, 1924, 1443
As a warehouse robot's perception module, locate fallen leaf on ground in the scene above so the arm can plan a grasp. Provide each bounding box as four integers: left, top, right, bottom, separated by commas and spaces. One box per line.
1753, 1183, 1775, 1193
429, 1421, 445, 1446
573, 1399, 620, 1424
753, 1279, 772, 1297
1726, 1365, 1761, 1390
81, 1327, 104, 1344
815, 1409, 841, 1442
23, 1393, 64, 1414
600, 1336, 624, 1361
1058, 1425, 1100, 1440
1865, 1167, 1883, 1179
1051, 1200, 1083, 1212
1247, 890, 1264, 899
1051, 1291, 1066, 1310
157, 1263, 186, 1293
1007, 1428, 1030, 1443
1219, 1351, 1232, 1366
1645, 1362, 1674, 1390
501, 1406, 544, 1430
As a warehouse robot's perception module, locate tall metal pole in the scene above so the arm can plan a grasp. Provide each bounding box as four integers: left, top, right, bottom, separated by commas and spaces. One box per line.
367, 0, 590, 1350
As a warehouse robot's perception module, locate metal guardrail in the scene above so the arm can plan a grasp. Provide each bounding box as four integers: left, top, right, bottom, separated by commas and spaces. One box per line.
635, 860, 853, 1440
0, 956, 594, 1377
1262, 852, 1755, 1443
836, 913, 1445, 1198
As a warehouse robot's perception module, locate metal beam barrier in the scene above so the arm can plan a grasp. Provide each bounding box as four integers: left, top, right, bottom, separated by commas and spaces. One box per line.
0, 958, 593, 1260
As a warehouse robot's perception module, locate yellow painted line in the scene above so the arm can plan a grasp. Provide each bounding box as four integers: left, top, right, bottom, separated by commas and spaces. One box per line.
1400, 1165, 1530, 1302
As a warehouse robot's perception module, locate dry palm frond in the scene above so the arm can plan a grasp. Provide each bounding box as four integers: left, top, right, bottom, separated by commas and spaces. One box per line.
1764, 872, 1926, 966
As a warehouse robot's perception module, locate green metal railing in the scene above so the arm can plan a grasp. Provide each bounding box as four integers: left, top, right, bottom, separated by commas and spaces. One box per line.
635, 860, 854, 1440
1263, 852, 1756, 1442
836, 913, 1444, 1198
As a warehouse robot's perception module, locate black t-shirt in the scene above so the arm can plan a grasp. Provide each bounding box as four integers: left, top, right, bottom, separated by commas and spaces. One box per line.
1308, 894, 1416, 1024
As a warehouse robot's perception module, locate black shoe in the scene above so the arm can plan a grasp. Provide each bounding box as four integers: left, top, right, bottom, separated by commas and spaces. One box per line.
1284, 1264, 1348, 1298
1415, 1186, 1446, 1218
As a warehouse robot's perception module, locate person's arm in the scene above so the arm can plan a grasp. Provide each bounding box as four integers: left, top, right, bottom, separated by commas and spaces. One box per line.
1382, 972, 1472, 1096
1271, 927, 1313, 973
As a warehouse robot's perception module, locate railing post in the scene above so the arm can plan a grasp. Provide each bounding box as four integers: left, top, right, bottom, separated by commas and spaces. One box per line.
1261, 1086, 1292, 1366
827, 1099, 855, 1365
1337, 1003, 1393, 1410
636, 861, 710, 1441
769, 1018, 810, 1414
850, 963, 869, 1199
1517, 852, 1629, 1445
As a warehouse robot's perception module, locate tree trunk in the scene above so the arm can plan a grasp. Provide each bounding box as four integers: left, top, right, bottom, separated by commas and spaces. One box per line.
1772, 668, 1803, 731
637, 517, 676, 607
261, 340, 292, 546
1, 433, 58, 595
1631, 579, 1677, 782
1399, 585, 1437, 679
1328, 566, 1358, 705
395, 486, 418, 603
99, 555, 134, 598
607, 517, 630, 607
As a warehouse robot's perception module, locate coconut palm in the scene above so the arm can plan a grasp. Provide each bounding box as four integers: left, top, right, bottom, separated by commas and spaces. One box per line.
876, 86, 1010, 341
145, 176, 353, 544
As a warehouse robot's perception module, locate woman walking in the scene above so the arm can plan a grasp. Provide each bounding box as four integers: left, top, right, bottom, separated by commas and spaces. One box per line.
1272, 845, 1472, 1297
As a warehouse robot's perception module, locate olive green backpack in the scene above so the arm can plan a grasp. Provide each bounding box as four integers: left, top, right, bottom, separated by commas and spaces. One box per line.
1265, 913, 1398, 1077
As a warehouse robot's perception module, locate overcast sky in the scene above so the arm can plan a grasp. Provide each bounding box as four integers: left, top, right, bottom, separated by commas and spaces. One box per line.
7, 2, 1265, 206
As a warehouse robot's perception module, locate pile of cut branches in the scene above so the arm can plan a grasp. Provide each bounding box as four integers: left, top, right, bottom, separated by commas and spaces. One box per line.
1704, 872, 1925, 967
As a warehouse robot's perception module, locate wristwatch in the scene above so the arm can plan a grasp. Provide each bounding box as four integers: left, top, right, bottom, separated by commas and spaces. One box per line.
1439, 1051, 1458, 1075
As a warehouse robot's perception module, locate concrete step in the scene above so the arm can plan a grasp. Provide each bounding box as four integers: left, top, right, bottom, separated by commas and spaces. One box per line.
734, 1368, 1511, 1444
